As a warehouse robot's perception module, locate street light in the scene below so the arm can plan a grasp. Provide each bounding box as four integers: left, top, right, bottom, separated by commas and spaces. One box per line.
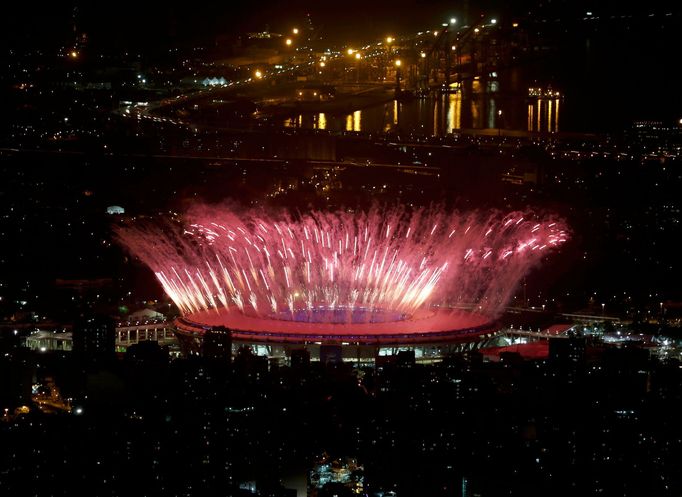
347, 48, 354, 55
319, 61, 326, 67
394, 60, 402, 93
491, 18, 497, 24
354, 52, 362, 82
450, 17, 457, 24
292, 28, 299, 35
384, 37, 395, 81
69, 50, 78, 59
285, 38, 292, 46
254, 70, 263, 79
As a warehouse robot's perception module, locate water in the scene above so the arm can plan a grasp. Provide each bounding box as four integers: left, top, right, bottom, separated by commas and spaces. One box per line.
283, 79, 563, 136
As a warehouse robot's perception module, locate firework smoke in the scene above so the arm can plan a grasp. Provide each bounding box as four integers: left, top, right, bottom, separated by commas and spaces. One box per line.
115, 204, 568, 321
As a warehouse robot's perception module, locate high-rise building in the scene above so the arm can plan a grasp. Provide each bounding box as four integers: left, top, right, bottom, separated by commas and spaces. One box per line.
549, 336, 586, 384
319, 344, 342, 365
290, 348, 311, 369
72, 315, 116, 362
202, 327, 232, 361
396, 350, 416, 368
549, 336, 586, 366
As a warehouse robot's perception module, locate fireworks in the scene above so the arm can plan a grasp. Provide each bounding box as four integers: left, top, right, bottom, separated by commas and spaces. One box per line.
116, 204, 568, 321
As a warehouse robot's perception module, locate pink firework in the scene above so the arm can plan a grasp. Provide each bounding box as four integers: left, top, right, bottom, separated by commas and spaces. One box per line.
115, 204, 568, 320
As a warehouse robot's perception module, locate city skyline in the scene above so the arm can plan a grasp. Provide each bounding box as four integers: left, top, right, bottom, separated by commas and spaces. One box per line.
1, 2, 682, 496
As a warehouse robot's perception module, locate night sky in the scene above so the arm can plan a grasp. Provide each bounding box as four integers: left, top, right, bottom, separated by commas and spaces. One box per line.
4, 0, 679, 49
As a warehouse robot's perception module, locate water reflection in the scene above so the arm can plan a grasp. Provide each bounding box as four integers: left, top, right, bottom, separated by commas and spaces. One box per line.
470, 80, 482, 130
446, 93, 461, 132
346, 110, 362, 131
528, 104, 534, 132
488, 98, 497, 129
283, 113, 329, 130
527, 98, 560, 133
281, 88, 562, 135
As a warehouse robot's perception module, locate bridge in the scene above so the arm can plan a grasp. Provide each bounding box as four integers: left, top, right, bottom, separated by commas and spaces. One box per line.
501, 328, 574, 341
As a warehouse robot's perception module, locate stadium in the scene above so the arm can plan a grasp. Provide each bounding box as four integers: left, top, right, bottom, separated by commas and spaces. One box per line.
174, 306, 499, 362
116, 204, 567, 363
